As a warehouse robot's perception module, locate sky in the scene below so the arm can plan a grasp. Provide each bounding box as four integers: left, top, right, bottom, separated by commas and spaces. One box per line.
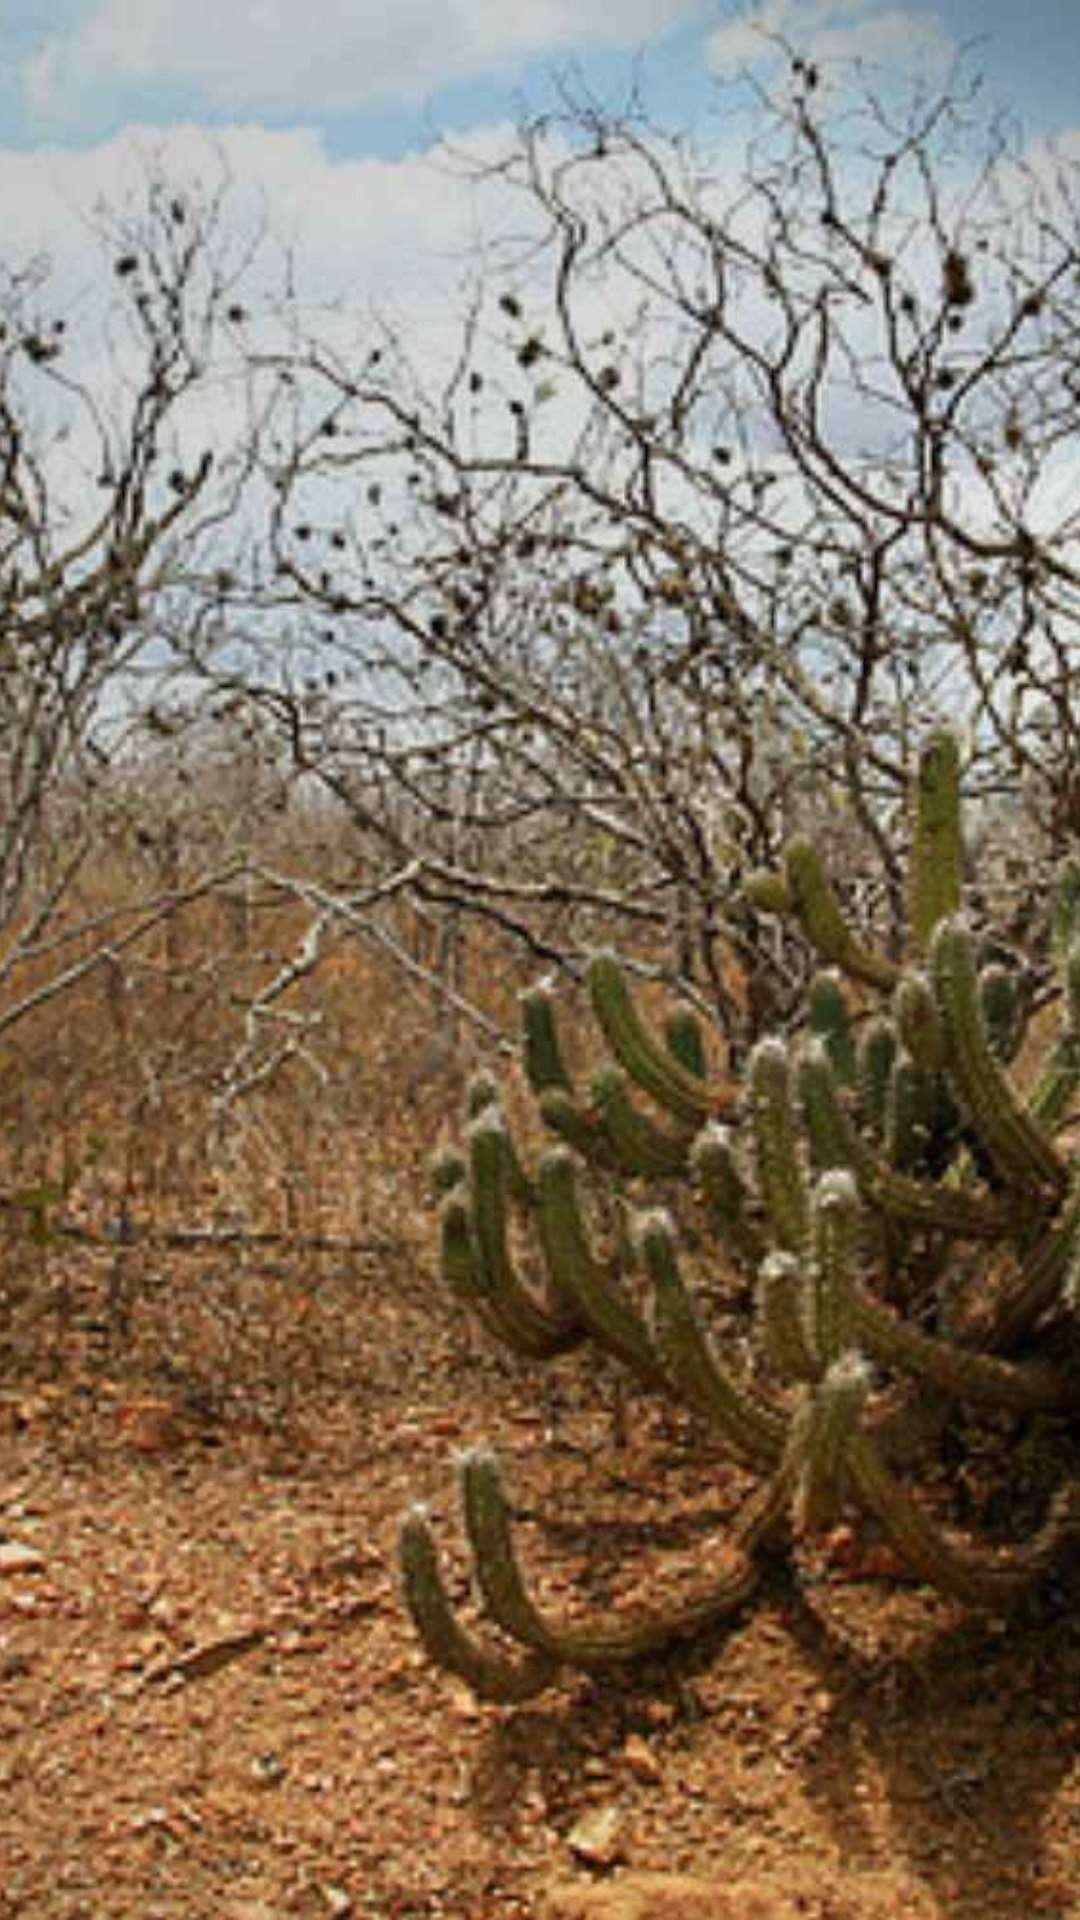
3, 0, 1080, 160
5, 1, 1079, 173
3, 0, 1079, 486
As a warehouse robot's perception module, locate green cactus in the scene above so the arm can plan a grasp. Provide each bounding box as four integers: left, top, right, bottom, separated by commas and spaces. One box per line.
930, 916, 1066, 1196
909, 726, 964, 954
586, 951, 716, 1127
780, 837, 898, 989
401, 732, 1080, 1703
857, 1016, 897, 1142
807, 970, 857, 1086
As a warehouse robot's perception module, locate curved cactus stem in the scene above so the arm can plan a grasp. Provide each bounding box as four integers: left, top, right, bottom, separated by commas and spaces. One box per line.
461, 1448, 760, 1667
441, 1187, 579, 1359
931, 917, 1067, 1197
847, 1435, 1080, 1610
798, 1039, 1014, 1240
750, 1038, 810, 1254
1030, 943, 1080, 1133
810, 1170, 860, 1366
858, 1017, 897, 1143
538, 1088, 621, 1172
467, 1087, 536, 1209
808, 970, 856, 1087
520, 984, 574, 1097
824, 1244, 1069, 1410
535, 1148, 664, 1386
979, 963, 1025, 1065
788, 1353, 871, 1536
399, 1505, 559, 1702
586, 953, 717, 1127
884, 1052, 939, 1175
467, 1072, 501, 1118
665, 1003, 709, 1082
909, 727, 963, 955
637, 1209, 785, 1464
692, 1123, 766, 1267
795, 1039, 855, 1178
984, 1173, 1080, 1351
743, 867, 793, 916
782, 837, 898, 990
432, 1145, 468, 1200
757, 1251, 819, 1382
589, 1065, 693, 1178
439, 1191, 491, 1313
893, 973, 947, 1073
467, 1115, 584, 1358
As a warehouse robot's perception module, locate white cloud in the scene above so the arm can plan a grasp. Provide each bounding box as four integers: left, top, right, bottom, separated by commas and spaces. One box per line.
23, 0, 697, 128
706, 1, 953, 78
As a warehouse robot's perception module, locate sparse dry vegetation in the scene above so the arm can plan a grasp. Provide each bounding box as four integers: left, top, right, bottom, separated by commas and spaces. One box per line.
3, 43, 1080, 1920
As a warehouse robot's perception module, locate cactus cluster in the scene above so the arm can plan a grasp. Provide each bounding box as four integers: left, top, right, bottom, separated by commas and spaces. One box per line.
400, 731, 1080, 1702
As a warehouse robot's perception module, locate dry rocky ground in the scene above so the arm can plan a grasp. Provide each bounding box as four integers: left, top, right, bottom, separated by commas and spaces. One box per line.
3, 882, 1080, 1919
3, 1237, 1080, 1920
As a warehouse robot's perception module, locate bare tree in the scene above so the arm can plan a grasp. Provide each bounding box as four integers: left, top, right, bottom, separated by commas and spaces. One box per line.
0, 160, 284, 1057
220, 49, 1079, 1044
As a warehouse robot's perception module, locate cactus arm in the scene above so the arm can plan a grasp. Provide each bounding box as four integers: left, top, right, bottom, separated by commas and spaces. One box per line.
535, 1148, 664, 1385
743, 867, 793, 915
893, 973, 947, 1073
847, 1435, 1080, 1610
638, 1209, 785, 1464
537, 1087, 622, 1171
931, 917, 1067, 1196
467, 1116, 584, 1357
586, 953, 717, 1126
432, 1145, 468, 1199
520, 984, 575, 1096
467, 1085, 536, 1208
398, 1506, 559, 1702
691, 1123, 767, 1267
884, 1053, 939, 1175
442, 1187, 582, 1360
589, 1065, 693, 1178
807, 970, 857, 1086
909, 727, 963, 954
757, 1251, 820, 1382
809, 1170, 860, 1366
466, 1072, 501, 1118
798, 1040, 1014, 1240
857, 1016, 897, 1142
982, 1174, 1080, 1351
979, 964, 1025, 1064
666, 1003, 708, 1081
788, 1353, 870, 1536
461, 1448, 759, 1665
750, 1038, 811, 1253
782, 837, 899, 990
825, 1250, 1069, 1410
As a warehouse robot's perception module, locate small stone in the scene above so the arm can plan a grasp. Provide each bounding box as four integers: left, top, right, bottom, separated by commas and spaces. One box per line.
566, 1803, 627, 1867
621, 1735, 662, 1785
320, 1887, 353, 1918
541, 1874, 808, 1918
0, 1541, 45, 1576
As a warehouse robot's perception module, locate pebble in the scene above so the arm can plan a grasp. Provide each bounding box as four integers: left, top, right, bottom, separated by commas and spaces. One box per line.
0, 1541, 45, 1577
566, 1804, 627, 1867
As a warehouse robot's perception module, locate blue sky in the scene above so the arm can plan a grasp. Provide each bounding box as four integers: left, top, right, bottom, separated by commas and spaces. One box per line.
3, 1, 1079, 161
2, 0, 1077, 422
